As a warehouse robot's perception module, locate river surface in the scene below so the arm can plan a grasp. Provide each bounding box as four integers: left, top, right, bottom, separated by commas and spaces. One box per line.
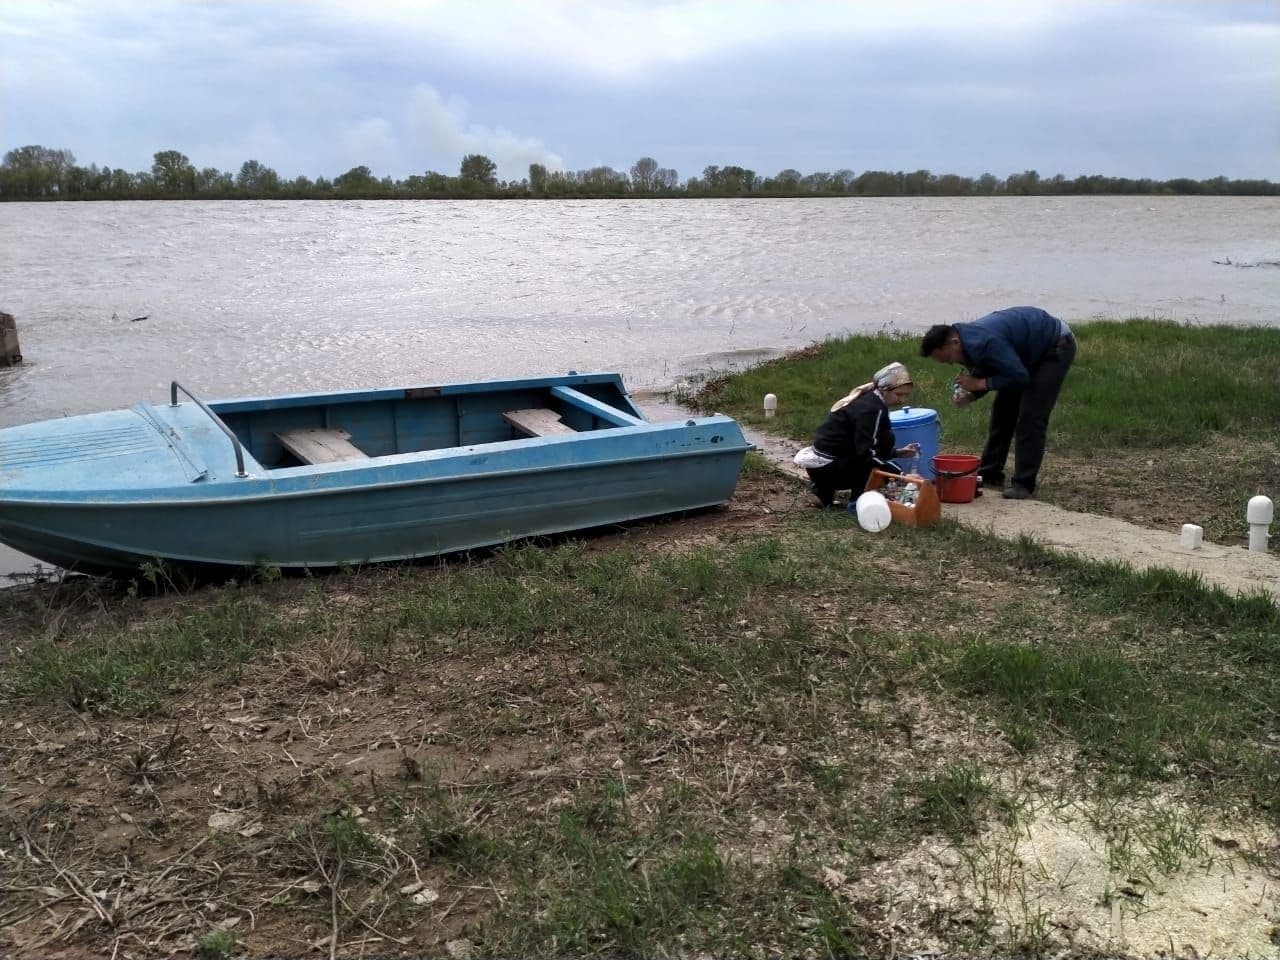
2, 196, 1278, 577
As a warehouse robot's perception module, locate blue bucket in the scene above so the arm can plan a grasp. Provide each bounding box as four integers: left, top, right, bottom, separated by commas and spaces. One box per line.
889, 406, 940, 479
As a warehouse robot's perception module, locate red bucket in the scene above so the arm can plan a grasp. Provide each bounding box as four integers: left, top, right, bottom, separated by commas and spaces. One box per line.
931, 454, 981, 503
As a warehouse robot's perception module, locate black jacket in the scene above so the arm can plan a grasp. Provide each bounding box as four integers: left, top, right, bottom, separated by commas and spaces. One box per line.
811, 391, 901, 474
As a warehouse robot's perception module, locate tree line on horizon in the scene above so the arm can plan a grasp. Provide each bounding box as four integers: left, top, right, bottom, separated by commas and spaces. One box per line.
2, 145, 1276, 200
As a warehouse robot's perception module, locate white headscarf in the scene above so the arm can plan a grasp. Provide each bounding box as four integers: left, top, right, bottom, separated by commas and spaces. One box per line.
830, 361, 913, 412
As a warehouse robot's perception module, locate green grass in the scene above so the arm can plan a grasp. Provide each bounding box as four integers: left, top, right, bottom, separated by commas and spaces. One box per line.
908, 761, 997, 837
897, 525, 1278, 786
6, 523, 1273, 791
3, 492, 1276, 957
7, 586, 294, 713
196, 928, 236, 960
494, 790, 728, 955
688, 320, 1280, 453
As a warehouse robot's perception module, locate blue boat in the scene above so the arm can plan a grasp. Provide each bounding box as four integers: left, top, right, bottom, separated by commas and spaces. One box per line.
0, 373, 751, 576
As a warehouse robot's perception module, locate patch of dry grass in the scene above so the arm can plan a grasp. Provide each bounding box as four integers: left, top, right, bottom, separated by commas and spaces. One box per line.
1, 471, 1275, 958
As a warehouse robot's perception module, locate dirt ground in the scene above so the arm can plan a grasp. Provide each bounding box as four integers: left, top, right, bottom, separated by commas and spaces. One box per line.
0, 472, 808, 960
1, 469, 1275, 959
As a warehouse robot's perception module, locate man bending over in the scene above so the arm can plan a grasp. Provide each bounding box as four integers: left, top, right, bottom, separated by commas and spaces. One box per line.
920, 306, 1075, 500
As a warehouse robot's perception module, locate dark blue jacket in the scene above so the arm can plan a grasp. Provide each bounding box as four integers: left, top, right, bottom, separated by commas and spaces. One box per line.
956, 307, 1067, 391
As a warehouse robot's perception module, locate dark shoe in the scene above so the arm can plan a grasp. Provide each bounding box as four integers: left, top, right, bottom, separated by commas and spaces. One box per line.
979, 472, 1004, 488
1002, 485, 1033, 500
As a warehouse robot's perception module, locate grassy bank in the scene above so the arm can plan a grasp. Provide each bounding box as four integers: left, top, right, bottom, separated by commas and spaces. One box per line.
686, 320, 1279, 543
2, 465, 1275, 958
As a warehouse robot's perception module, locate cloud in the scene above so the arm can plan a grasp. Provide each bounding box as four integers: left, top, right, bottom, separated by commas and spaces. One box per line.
903, 82, 1037, 106
340, 118, 401, 176
309, 0, 1115, 82
405, 86, 565, 180
1, 0, 1275, 180
189, 121, 291, 178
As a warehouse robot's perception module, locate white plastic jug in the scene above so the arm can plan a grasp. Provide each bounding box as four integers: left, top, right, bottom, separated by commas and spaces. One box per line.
852, 491, 892, 532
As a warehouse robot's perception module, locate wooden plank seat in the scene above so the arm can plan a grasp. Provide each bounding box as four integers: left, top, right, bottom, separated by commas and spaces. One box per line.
276, 427, 369, 465
503, 408, 576, 437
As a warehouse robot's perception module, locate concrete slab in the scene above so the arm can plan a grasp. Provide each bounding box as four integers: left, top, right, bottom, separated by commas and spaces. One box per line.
943, 493, 1278, 601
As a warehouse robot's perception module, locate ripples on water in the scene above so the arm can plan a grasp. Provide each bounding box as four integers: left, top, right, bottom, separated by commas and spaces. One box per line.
1, 196, 1277, 427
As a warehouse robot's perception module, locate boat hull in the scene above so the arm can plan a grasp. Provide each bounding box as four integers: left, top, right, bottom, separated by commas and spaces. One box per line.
0, 374, 750, 576
0, 446, 743, 575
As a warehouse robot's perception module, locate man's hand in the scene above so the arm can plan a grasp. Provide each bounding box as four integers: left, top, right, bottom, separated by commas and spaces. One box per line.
951, 392, 972, 409
896, 442, 921, 457
955, 373, 986, 392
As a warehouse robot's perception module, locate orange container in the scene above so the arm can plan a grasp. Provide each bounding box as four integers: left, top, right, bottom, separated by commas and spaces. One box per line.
931, 454, 981, 503
863, 469, 941, 527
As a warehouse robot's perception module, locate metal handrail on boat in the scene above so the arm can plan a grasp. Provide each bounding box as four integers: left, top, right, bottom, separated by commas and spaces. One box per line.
170, 381, 248, 478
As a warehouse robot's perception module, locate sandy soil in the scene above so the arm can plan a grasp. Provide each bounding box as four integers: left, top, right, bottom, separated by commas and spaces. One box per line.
843, 796, 1278, 959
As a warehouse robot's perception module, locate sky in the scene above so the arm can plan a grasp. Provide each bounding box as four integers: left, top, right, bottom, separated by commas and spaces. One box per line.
1, 0, 1277, 184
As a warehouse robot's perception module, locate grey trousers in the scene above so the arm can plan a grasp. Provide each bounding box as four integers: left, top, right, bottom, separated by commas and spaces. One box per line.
979, 336, 1076, 492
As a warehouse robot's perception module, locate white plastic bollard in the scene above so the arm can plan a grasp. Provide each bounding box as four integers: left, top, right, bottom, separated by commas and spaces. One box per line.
763, 393, 777, 418
1246, 495, 1273, 552
1179, 524, 1203, 550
